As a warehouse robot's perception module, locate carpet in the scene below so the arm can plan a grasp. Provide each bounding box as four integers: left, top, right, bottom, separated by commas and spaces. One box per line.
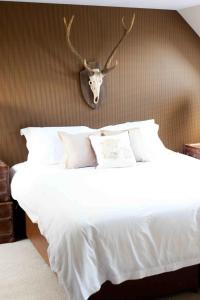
0, 239, 199, 300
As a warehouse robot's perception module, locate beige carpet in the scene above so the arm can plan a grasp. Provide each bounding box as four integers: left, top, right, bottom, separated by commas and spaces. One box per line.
0, 240, 66, 300
0, 240, 200, 300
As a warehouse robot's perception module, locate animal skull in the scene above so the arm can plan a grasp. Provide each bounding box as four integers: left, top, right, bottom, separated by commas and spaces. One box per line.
63, 14, 135, 108
88, 69, 104, 104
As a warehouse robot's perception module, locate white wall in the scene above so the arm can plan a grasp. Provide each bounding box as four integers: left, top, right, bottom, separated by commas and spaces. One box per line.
179, 6, 200, 38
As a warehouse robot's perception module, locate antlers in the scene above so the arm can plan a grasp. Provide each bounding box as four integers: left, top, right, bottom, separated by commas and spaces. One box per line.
102, 14, 135, 74
63, 14, 135, 74
63, 16, 94, 73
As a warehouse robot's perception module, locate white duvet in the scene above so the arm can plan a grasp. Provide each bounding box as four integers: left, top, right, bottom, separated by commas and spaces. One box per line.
11, 151, 200, 300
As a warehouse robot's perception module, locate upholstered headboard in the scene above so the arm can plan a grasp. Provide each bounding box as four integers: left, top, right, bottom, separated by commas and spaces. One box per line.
1, 2, 200, 165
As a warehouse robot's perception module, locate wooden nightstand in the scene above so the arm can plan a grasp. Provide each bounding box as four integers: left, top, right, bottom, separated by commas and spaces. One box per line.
0, 161, 14, 243
183, 143, 200, 160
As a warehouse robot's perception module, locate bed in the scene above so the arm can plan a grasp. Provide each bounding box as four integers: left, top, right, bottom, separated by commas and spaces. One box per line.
10, 150, 200, 300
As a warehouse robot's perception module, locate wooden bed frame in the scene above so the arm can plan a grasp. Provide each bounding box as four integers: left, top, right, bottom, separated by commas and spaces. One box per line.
26, 214, 199, 299
26, 215, 49, 264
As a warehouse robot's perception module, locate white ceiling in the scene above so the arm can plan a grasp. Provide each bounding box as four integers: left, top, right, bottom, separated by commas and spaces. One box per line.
2, 0, 200, 10
179, 6, 200, 37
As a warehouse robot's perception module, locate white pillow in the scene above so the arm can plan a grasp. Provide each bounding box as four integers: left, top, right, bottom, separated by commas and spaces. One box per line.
89, 132, 136, 168
58, 131, 98, 168
21, 126, 95, 165
128, 124, 166, 162
101, 119, 155, 131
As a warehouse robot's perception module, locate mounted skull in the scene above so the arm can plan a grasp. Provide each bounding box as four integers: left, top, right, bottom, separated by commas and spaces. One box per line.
88, 70, 104, 104
63, 14, 135, 108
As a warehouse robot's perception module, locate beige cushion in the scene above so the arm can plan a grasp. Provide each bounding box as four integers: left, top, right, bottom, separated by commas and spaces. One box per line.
89, 132, 136, 168
128, 124, 166, 162
58, 131, 98, 168
102, 124, 167, 162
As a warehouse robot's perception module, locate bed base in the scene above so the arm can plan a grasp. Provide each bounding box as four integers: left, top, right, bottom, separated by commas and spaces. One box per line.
26, 215, 199, 299
26, 215, 49, 264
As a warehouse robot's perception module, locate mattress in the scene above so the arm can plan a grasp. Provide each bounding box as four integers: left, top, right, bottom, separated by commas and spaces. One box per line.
10, 151, 200, 300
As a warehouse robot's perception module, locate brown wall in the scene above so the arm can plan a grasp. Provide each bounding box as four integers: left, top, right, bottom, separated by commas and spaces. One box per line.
1, 1, 200, 165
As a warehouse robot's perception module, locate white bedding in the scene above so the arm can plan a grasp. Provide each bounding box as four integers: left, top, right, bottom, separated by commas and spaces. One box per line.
11, 151, 200, 300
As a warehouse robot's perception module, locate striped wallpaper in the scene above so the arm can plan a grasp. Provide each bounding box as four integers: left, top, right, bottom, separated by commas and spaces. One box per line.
0, 2, 200, 165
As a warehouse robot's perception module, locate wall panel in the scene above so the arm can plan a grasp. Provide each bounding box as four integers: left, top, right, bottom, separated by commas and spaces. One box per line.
0, 2, 200, 165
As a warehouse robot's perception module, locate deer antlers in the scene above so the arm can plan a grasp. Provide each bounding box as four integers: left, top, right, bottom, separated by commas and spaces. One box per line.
102, 14, 135, 74
63, 16, 94, 73
63, 14, 135, 74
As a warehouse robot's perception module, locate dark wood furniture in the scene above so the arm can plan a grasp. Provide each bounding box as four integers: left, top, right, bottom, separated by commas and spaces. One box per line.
26, 214, 199, 299
184, 143, 200, 159
89, 266, 198, 300
0, 161, 14, 243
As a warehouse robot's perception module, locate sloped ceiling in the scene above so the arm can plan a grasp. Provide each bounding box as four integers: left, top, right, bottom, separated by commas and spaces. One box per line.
179, 6, 200, 38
